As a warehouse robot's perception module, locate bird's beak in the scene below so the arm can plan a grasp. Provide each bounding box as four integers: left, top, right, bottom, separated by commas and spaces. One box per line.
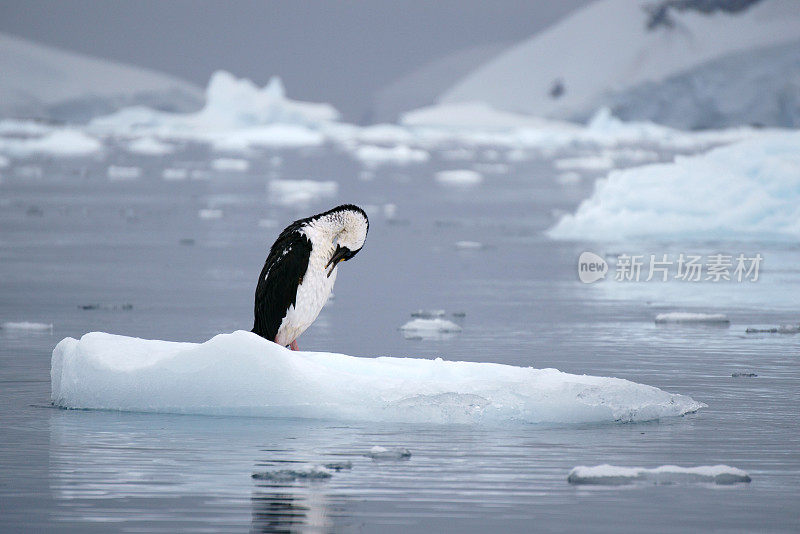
325, 245, 348, 278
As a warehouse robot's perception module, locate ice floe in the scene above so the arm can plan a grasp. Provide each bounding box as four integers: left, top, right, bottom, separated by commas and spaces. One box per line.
655, 313, 730, 325
353, 144, 429, 167
366, 446, 412, 460
745, 324, 800, 334
400, 318, 462, 340
548, 131, 800, 240
252, 465, 332, 482
0, 129, 102, 158
126, 136, 175, 155
267, 179, 338, 206
211, 157, 250, 172
435, 169, 483, 186
51, 330, 704, 424
2, 321, 53, 332
567, 464, 751, 486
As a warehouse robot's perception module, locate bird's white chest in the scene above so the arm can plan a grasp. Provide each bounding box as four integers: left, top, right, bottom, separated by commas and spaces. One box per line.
275, 245, 337, 346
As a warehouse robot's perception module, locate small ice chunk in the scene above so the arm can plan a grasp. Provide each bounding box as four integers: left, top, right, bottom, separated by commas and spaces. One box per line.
400, 318, 462, 340
323, 461, 352, 471
745, 324, 800, 334
655, 313, 729, 325
354, 144, 430, 167
268, 179, 338, 206
198, 209, 223, 220
367, 446, 411, 460
410, 309, 446, 319
211, 158, 250, 172
252, 465, 332, 482
435, 169, 482, 186
107, 165, 141, 181
0, 129, 102, 158
2, 321, 52, 331
127, 137, 175, 155
162, 168, 188, 181
455, 240, 483, 250
568, 464, 751, 486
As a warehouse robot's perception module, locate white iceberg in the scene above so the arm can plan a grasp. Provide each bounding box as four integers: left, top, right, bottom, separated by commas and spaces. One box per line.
548, 132, 800, 240
51, 330, 704, 425
567, 464, 751, 486
89, 71, 338, 150
655, 313, 730, 325
267, 179, 338, 207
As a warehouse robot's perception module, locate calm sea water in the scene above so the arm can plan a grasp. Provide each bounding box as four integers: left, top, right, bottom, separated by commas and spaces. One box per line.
1, 146, 798, 532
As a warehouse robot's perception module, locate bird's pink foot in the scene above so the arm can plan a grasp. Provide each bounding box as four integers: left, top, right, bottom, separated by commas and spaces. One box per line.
290, 339, 299, 351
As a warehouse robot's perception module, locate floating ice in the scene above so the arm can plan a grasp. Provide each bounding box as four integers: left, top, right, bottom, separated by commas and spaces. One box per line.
731, 372, 757, 378
211, 158, 249, 172
252, 465, 332, 482
410, 310, 446, 319
655, 313, 730, 325
0, 129, 102, 158
354, 144, 429, 167
745, 324, 800, 334
268, 179, 338, 206
51, 330, 704, 424
367, 446, 411, 460
567, 464, 751, 486
455, 240, 484, 250
548, 132, 800, 240
400, 318, 462, 341
435, 169, 483, 186
106, 165, 141, 181
126, 136, 175, 155
2, 321, 53, 331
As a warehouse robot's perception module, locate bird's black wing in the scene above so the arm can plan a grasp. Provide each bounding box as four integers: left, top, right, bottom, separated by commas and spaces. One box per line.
252, 223, 312, 342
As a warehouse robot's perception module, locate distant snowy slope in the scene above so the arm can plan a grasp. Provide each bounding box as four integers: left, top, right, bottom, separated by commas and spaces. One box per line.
369, 42, 511, 124
0, 32, 203, 122
441, 0, 800, 127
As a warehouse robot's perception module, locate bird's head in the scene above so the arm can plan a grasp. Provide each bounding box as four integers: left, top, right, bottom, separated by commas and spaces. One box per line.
310, 204, 369, 277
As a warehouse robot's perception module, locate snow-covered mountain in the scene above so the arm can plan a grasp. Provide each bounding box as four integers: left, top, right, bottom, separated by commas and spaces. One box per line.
440, 0, 800, 128
0, 32, 204, 122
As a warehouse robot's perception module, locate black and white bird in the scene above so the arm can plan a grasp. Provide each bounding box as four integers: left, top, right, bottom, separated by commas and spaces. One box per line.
252, 204, 369, 350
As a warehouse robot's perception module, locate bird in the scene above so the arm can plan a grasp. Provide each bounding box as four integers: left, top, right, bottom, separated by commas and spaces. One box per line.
252, 204, 369, 350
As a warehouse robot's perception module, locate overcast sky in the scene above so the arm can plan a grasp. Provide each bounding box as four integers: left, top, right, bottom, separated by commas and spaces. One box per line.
0, 0, 589, 121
